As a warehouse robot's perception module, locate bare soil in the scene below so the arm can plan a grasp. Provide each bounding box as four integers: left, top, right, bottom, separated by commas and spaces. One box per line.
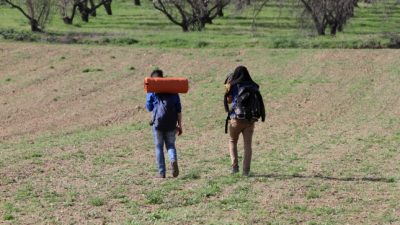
0, 42, 399, 224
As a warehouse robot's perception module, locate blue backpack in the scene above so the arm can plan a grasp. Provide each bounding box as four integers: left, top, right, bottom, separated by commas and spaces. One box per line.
151, 94, 178, 131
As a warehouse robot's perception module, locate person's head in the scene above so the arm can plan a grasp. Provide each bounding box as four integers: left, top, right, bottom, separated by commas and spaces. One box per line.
233, 66, 250, 80
151, 69, 163, 78
230, 65, 257, 86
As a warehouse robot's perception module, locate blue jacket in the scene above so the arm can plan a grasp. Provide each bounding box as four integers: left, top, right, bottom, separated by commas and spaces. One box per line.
146, 93, 181, 113
146, 93, 181, 131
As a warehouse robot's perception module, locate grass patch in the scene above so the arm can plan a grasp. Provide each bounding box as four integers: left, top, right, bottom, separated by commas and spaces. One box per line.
2, 202, 17, 221
146, 189, 164, 204
182, 170, 201, 180
14, 184, 37, 201
64, 188, 79, 207
1, 1, 399, 48
82, 68, 104, 73
89, 197, 105, 206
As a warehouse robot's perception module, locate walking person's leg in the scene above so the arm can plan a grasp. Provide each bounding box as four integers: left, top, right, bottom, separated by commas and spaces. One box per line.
152, 127, 166, 178
242, 122, 255, 176
229, 119, 242, 173
165, 130, 179, 177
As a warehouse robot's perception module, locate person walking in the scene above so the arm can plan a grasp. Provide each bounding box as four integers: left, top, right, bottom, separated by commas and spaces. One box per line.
146, 69, 183, 178
224, 66, 265, 176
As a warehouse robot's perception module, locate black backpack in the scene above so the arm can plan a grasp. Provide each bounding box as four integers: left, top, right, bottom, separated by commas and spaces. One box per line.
224, 84, 265, 133
235, 84, 265, 120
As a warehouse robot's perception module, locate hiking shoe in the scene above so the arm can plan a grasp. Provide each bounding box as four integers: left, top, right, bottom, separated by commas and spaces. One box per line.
156, 173, 166, 179
231, 166, 239, 174
171, 161, 179, 177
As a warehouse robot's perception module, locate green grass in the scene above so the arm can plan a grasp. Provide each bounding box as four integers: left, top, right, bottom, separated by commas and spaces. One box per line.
0, 43, 399, 224
2, 203, 17, 221
0, 0, 400, 48
89, 197, 106, 206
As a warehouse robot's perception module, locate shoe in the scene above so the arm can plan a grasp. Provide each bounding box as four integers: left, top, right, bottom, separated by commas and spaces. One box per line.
156, 173, 165, 178
171, 161, 179, 177
231, 166, 239, 174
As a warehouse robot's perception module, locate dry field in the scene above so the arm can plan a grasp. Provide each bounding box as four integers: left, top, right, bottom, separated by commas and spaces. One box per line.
0, 42, 399, 224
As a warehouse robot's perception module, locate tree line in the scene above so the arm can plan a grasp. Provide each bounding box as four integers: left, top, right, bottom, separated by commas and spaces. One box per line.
0, 0, 398, 35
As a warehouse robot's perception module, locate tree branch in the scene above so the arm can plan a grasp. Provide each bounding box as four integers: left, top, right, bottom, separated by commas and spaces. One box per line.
3, 0, 33, 21
153, 0, 183, 27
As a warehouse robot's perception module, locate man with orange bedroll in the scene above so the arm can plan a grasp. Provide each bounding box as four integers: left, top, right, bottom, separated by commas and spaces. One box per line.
145, 69, 183, 178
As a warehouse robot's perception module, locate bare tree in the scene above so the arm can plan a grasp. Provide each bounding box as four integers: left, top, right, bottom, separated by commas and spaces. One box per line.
249, 0, 270, 32
3, 0, 55, 32
153, 0, 230, 31
59, 0, 75, 24
59, 0, 112, 24
297, 0, 358, 35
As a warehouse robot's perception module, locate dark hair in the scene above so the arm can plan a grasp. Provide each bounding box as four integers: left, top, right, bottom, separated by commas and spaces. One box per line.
230, 66, 258, 87
151, 69, 163, 78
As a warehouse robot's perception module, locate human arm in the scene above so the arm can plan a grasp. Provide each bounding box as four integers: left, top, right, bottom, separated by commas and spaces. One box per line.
176, 94, 183, 136
176, 112, 182, 136
145, 93, 155, 111
225, 83, 233, 103
226, 83, 238, 104
227, 95, 233, 103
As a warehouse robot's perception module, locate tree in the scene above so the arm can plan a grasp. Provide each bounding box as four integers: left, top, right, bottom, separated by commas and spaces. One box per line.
250, 0, 270, 31
297, 0, 358, 35
153, 0, 230, 31
60, 0, 112, 24
3, 0, 55, 32
133, 0, 141, 6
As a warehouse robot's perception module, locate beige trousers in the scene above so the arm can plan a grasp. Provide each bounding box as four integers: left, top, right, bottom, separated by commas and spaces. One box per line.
228, 119, 255, 173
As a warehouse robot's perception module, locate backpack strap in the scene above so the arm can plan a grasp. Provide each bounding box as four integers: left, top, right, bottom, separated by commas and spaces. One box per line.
223, 92, 229, 113
224, 115, 229, 134
225, 109, 233, 134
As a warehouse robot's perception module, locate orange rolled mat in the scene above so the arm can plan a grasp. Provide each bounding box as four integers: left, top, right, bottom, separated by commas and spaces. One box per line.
144, 77, 189, 94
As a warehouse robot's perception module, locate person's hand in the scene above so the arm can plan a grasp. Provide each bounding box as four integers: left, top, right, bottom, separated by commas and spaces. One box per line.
224, 83, 231, 94
227, 95, 233, 104
176, 126, 183, 136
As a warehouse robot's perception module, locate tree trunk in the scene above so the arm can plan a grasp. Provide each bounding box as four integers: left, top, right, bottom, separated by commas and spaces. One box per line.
133, 0, 141, 6
90, 9, 97, 17
330, 23, 338, 36
316, 25, 325, 35
89, 0, 96, 16
30, 19, 41, 32
311, 15, 325, 35
63, 17, 73, 24
217, 7, 224, 17
78, 3, 90, 22
338, 24, 343, 32
81, 11, 89, 22
63, 4, 77, 25
182, 23, 189, 32
104, 2, 112, 15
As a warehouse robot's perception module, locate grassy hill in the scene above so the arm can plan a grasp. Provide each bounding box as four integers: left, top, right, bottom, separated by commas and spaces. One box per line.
0, 0, 400, 48
0, 42, 399, 224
